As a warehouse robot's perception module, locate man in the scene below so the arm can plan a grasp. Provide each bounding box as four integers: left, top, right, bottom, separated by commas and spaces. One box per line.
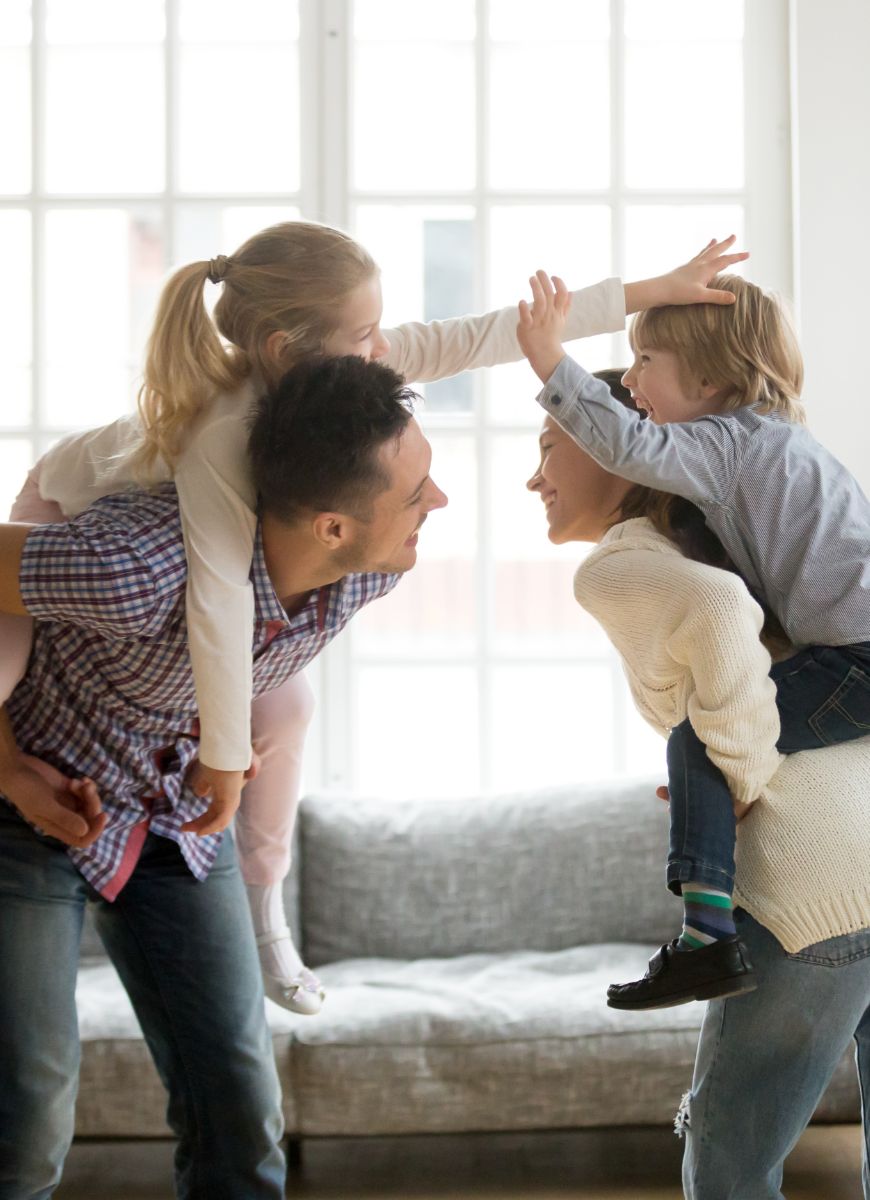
0, 356, 447, 1200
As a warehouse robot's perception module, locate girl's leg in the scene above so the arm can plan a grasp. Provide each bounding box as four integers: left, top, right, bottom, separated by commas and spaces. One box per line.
236, 673, 322, 1013
682, 911, 870, 1200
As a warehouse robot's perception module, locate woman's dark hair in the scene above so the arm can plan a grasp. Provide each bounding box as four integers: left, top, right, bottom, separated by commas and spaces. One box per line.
594, 368, 788, 646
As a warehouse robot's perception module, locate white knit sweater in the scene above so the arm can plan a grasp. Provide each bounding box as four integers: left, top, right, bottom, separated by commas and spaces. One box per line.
574, 517, 870, 953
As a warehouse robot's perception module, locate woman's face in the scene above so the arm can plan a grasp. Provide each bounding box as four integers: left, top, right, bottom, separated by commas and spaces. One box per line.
526, 416, 632, 544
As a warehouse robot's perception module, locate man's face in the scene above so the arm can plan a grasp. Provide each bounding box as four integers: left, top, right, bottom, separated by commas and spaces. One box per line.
345, 418, 448, 574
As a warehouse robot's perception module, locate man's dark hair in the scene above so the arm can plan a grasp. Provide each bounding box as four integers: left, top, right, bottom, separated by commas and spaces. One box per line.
249, 355, 416, 523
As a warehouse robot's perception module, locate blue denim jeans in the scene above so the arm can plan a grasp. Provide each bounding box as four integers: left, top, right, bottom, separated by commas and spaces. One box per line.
0, 804, 286, 1200
681, 909, 870, 1199
667, 641, 870, 894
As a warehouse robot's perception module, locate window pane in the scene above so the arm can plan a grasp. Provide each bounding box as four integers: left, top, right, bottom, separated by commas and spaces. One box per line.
179, 45, 299, 193
0, 47, 30, 193
489, 663, 615, 791
487, 205, 613, 424
45, 47, 164, 192
621, 687, 668, 778
356, 666, 479, 797
353, 25, 475, 190
174, 205, 301, 266
355, 205, 476, 410
44, 209, 164, 427
489, 8, 609, 190
0, 440, 34, 520
353, 433, 476, 658
46, 0, 164, 42
179, 0, 298, 41
624, 205, 745, 284
489, 433, 612, 656
0, 209, 32, 365
354, 0, 475, 40
0, 0, 31, 45
624, 9, 743, 189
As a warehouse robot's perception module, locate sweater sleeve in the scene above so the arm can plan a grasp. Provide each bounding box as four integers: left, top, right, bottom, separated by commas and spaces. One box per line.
665, 570, 783, 804
173, 395, 258, 772
382, 278, 625, 383
576, 544, 782, 804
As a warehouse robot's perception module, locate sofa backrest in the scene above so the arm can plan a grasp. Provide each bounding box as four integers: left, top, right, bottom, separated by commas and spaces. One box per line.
296, 778, 676, 965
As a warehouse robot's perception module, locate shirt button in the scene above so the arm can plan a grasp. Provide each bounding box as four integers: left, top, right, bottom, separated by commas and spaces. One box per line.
551, 393, 562, 405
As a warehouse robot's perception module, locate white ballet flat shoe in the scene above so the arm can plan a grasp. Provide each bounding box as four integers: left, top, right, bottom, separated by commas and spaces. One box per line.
257, 930, 326, 1016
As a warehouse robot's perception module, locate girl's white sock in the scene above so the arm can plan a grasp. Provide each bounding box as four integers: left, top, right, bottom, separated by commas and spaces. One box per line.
245, 882, 305, 981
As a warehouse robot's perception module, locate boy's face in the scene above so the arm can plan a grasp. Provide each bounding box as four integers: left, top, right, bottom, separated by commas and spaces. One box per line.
622, 347, 721, 425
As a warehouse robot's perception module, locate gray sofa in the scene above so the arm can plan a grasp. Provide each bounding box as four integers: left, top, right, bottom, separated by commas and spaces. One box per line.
73, 778, 860, 1140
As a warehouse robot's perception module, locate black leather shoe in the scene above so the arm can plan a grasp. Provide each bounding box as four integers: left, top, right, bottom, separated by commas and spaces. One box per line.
607, 936, 757, 1010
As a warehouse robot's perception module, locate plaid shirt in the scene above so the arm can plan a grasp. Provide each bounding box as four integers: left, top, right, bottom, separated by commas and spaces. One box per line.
7, 483, 397, 898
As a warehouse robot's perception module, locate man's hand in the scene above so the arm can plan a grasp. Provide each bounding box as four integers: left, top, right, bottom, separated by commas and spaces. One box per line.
624, 235, 750, 314
3, 755, 106, 847
517, 270, 570, 384
181, 754, 260, 837
656, 783, 753, 822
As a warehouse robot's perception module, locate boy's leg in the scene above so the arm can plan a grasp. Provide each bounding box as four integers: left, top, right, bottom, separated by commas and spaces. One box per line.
93, 830, 286, 1200
772, 642, 870, 751
0, 803, 88, 1200
682, 911, 870, 1200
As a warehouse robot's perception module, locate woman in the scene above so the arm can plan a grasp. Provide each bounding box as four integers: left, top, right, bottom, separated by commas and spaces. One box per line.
526, 377, 870, 1199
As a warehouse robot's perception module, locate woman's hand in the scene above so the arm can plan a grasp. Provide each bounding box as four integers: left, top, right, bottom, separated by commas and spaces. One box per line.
517, 270, 571, 384
624, 235, 750, 314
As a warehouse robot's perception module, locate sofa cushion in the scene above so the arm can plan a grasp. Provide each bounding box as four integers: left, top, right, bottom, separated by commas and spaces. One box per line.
268, 944, 861, 1136
299, 782, 677, 964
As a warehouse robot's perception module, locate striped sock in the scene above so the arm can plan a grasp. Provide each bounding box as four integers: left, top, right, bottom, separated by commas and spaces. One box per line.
679, 882, 736, 950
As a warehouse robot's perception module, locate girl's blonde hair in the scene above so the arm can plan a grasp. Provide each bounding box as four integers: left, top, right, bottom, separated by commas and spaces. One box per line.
134, 221, 377, 469
629, 274, 806, 424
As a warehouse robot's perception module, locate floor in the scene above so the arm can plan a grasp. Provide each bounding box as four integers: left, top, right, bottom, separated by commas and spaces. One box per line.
56, 1124, 864, 1199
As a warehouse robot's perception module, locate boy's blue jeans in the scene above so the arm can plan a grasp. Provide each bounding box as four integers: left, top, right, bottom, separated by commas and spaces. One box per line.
667, 641, 870, 895
0, 804, 286, 1200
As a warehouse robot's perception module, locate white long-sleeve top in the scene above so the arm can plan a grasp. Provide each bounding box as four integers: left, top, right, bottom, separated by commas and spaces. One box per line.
37, 278, 626, 768
574, 516, 870, 952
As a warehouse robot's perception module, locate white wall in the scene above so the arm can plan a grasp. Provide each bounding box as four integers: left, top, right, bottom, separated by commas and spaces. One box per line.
791, 0, 870, 491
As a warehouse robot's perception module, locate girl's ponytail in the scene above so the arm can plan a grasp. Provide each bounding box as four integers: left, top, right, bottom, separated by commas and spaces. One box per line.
133, 260, 249, 471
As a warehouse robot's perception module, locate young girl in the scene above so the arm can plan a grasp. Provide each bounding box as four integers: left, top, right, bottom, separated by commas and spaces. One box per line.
518, 269, 870, 1009
0, 222, 745, 1015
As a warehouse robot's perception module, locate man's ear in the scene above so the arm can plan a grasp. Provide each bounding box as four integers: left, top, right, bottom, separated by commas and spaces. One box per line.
311, 511, 354, 550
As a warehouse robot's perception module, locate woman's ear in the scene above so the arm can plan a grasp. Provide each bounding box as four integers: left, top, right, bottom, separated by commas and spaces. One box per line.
264, 330, 290, 371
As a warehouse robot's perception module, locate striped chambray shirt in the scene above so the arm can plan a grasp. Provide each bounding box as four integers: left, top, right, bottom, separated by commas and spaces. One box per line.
6, 483, 397, 898
539, 356, 870, 649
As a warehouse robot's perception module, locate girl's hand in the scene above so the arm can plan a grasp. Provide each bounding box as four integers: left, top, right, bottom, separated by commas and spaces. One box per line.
517, 270, 571, 384
3, 755, 106, 847
624, 235, 750, 313
182, 754, 260, 837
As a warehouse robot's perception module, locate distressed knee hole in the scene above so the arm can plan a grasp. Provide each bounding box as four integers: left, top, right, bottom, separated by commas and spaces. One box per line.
674, 1090, 692, 1138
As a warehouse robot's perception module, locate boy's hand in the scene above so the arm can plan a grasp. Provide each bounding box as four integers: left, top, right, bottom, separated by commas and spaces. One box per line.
517, 270, 571, 384
624, 235, 750, 314
182, 754, 260, 837
3, 755, 106, 847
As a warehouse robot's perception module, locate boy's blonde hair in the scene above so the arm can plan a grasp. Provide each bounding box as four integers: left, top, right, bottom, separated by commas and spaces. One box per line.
629, 274, 806, 424
134, 221, 377, 469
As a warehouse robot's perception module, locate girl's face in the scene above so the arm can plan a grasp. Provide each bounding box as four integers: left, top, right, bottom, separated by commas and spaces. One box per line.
323, 273, 391, 362
526, 416, 632, 544
621, 346, 721, 424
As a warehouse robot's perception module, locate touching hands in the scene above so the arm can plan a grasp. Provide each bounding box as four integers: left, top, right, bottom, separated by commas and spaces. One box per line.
624, 235, 750, 314
182, 753, 261, 837
517, 270, 571, 384
3, 755, 106, 847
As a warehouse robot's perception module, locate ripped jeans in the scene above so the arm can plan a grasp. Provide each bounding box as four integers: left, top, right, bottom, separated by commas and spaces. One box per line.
680, 909, 870, 1199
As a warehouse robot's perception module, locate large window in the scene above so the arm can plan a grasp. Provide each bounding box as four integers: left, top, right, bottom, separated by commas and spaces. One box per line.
1, 0, 791, 797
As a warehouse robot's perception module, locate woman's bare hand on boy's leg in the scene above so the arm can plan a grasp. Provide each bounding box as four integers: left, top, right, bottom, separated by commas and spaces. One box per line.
517, 270, 571, 384
624, 235, 750, 313
182, 755, 260, 837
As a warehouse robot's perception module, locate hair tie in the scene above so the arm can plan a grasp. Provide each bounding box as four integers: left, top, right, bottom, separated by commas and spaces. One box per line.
207, 255, 231, 285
